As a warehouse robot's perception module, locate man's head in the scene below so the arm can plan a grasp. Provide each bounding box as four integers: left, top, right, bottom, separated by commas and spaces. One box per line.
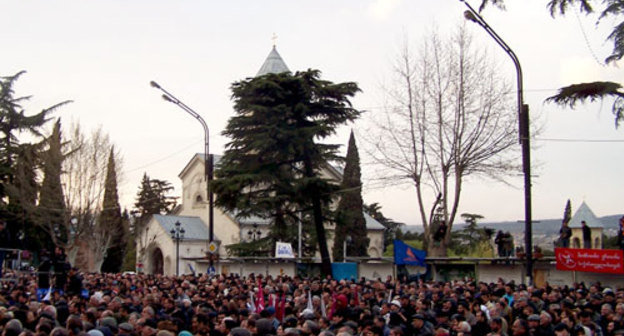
528, 314, 540, 329
411, 314, 425, 329
579, 311, 592, 326
490, 317, 503, 333
512, 319, 529, 336
554, 323, 570, 336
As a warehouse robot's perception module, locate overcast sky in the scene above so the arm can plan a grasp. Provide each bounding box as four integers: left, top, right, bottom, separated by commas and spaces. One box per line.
2, 0, 623, 226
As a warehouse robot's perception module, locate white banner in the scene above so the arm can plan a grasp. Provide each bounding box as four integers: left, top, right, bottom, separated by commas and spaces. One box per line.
275, 242, 295, 258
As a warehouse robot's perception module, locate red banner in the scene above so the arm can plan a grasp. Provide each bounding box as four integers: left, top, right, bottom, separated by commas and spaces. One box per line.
555, 248, 624, 274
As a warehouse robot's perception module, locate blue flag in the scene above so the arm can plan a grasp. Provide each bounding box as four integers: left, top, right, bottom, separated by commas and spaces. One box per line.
393, 239, 427, 266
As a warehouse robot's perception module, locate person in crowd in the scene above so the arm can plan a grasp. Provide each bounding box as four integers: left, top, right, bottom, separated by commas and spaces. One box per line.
495, 231, 505, 258
0, 261, 620, 336
0, 220, 11, 278
559, 221, 572, 248
617, 217, 624, 252
582, 221, 592, 249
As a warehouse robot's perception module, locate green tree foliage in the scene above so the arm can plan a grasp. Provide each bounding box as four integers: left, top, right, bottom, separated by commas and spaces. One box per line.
133, 173, 176, 265
120, 210, 136, 272
134, 173, 176, 223
563, 199, 572, 224
333, 131, 368, 261
100, 148, 126, 273
477, 0, 624, 126
37, 120, 68, 249
364, 203, 404, 253
0, 71, 68, 248
214, 69, 361, 275
450, 213, 495, 255
7, 144, 44, 251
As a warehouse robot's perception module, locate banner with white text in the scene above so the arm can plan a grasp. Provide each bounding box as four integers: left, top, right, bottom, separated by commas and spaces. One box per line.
555, 248, 624, 274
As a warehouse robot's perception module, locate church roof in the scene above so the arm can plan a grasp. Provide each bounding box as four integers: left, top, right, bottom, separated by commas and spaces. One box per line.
153, 214, 214, 241
256, 46, 290, 76
569, 201, 603, 228
364, 212, 385, 231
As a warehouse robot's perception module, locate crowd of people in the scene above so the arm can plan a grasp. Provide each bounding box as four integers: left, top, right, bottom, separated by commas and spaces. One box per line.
0, 266, 621, 336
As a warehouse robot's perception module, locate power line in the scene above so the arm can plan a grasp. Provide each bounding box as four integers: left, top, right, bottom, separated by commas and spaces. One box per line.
124, 139, 204, 174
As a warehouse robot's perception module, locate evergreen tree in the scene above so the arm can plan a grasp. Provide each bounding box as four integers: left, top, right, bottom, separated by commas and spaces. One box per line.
100, 147, 125, 273
333, 131, 368, 261
133, 173, 176, 267
134, 173, 176, 220
214, 70, 361, 275
563, 199, 572, 224
37, 120, 68, 249
0, 71, 68, 246
9, 144, 47, 252
452, 213, 490, 255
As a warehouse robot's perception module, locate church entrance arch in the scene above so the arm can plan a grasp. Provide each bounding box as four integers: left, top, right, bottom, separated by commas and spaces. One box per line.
151, 248, 164, 275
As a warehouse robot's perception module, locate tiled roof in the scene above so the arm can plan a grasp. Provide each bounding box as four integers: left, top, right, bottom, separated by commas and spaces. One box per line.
153, 214, 213, 241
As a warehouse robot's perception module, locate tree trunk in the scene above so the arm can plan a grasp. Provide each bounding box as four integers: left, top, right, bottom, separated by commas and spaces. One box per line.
427, 238, 448, 257
303, 155, 332, 277
67, 246, 79, 266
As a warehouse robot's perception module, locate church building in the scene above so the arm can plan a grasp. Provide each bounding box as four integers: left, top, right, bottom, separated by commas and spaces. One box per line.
568, 201, 603, 249
137, 46, 385, 276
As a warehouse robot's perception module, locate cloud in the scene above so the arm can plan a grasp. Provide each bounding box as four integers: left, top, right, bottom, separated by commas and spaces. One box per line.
367, 0, 402, 21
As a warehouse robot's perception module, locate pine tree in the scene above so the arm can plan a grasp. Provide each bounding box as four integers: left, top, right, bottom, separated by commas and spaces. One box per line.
133, 173, 176, 268
100, 147, 125, 273
333, 131, 368, 261
37, 119, 68, 249
0, 71, 68, 247
214, 70, 361, 275
9, 144, 47, 252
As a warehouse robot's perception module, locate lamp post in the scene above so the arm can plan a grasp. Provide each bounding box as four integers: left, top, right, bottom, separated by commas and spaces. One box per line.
170, 221, 185, 276
462, 0, 533, 285
150, 81, 215, 258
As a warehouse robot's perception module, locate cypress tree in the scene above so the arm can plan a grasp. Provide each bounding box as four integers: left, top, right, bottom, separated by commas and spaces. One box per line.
100, 147, 125, 273
563, 199, 572, 224
37, 119, 67, 248
333, 131, 368, 261
214, 70, 361, 275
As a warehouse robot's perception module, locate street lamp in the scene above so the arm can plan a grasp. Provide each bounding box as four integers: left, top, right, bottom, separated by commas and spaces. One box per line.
150, 81, 215, 256
170, 221, 185, 276
462, 0, 534, 285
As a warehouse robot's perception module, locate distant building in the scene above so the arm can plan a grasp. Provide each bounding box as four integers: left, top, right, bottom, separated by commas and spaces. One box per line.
568, 201, 603, 249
